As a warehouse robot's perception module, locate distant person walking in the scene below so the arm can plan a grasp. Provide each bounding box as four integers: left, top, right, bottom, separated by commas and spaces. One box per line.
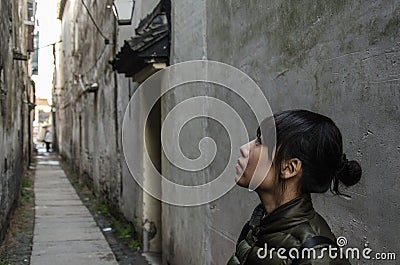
44, 128, 53, 152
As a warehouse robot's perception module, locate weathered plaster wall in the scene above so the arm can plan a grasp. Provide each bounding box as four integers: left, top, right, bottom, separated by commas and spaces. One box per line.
55, 0, 399, 263
55, 0, 164, 248
161, 1, 214, 264
163, 0, 400, 264
116, 0, 164, 253
0, 0, 32, 243
56, 0, 121, 207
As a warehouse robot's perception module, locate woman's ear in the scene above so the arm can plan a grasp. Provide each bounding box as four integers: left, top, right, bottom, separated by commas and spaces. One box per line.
280, 158, 302, 179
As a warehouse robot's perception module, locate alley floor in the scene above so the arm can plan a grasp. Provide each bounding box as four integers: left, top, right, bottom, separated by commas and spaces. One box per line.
30, 152, 118, 265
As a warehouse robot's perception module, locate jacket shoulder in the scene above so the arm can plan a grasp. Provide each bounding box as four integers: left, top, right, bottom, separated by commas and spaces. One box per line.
307, 212, 337, 241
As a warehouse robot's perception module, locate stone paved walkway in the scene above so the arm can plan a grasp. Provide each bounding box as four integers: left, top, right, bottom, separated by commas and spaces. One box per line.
30, 153, 118, 265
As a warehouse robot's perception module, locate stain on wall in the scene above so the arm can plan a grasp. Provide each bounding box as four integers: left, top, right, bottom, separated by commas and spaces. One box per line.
0, 0, 33, 243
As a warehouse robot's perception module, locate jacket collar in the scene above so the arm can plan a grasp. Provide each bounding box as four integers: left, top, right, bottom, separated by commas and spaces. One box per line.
251, 193, 316, 235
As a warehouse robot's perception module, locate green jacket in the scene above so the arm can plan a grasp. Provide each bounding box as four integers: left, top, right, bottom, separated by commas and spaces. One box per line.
227, 194, 351, 265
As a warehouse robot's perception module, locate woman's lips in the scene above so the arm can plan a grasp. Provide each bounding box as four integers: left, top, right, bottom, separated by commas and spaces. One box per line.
236, 158, 244, 170
235, 164, 242, 176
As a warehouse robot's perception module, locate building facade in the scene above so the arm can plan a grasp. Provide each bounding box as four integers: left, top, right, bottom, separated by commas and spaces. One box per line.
0, 0, 35, 243
55, 0, 400, 264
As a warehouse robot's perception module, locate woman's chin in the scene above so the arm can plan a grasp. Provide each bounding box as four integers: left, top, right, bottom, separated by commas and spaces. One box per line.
234, 174, 248, 188
234, 174, 240, 183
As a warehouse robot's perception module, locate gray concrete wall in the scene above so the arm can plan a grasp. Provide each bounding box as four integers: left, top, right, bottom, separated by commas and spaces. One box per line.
163, 0, 400, 264
116, 0, 163, 249
162, 1, 259, 264
0, 0, 32, 243
116, 0, 163, 251
161, 1, 213, 265
55, 0, 120, 207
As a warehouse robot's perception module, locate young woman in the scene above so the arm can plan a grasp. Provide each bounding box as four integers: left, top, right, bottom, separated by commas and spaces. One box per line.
228, 109, 362, 265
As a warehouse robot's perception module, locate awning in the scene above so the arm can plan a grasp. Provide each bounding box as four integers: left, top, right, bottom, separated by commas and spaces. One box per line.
111, 0, 171, 81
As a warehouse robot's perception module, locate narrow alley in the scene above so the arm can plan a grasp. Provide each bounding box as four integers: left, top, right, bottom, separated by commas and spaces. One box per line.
31, 152, 118, 265
1, 0, 399, 264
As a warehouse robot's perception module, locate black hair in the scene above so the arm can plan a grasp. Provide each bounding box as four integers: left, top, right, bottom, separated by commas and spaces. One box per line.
258, 109, 362, 196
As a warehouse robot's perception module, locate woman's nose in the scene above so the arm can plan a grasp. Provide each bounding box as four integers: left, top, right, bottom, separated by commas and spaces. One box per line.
239, 141, 251, 158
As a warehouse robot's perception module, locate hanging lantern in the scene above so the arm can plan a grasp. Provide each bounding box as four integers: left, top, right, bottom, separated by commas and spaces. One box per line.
112, 0, 135, 25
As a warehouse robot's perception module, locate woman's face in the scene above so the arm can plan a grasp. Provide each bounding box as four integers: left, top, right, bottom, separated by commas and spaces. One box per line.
235, 132, 276, 191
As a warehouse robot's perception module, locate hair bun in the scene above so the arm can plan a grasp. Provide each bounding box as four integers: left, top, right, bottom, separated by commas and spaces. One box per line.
337, 160, 362, 186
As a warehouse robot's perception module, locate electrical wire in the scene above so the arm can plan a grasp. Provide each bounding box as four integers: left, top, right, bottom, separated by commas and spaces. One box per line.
81, 0, 110, 43
59, 43, 109, 110
33, 40, 63, 51
59, 1, 116, 110
81, 43, 108, 76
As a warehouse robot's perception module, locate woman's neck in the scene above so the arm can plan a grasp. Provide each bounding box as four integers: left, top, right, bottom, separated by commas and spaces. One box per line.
257, 189, 301, 214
